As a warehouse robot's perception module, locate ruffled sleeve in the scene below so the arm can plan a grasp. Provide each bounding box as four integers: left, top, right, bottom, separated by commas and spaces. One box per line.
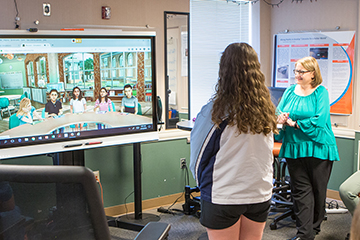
297, 86, 328, 144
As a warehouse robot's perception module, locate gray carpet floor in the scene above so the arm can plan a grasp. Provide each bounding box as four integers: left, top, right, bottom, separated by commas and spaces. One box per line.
109, 199, 352, 240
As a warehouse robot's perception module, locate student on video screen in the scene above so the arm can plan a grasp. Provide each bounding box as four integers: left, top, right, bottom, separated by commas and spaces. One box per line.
94, 87, 114, 113
70, 86, 87, 131
121, 84, 138, 114
17, 98, 43, 125
45, 89, 63, 118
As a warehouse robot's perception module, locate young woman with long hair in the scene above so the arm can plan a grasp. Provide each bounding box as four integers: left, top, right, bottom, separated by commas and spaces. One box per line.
190, 42, 278, 240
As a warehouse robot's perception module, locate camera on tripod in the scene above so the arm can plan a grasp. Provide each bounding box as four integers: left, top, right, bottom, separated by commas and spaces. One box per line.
182, 185, 201, 217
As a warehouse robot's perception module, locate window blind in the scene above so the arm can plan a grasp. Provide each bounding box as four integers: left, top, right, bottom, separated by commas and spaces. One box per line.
190, 0, 251, 118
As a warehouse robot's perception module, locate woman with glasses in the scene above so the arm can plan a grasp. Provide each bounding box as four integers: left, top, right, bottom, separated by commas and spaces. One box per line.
276, 56, 339, 240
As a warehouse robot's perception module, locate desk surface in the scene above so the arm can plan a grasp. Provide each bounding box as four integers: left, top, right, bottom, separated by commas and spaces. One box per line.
0, 94, 21, 100
0, 112, 152, 138
177, 120, 283, 131
176, 120, 194, 131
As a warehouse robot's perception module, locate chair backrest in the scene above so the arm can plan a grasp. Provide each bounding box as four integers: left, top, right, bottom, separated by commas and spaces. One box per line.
156, 96, 162, 123
273, 142, 282, 158
137, 103, 142, 115
20, 94, 27, 101
0, 165, 111, 240
156, 96, 164, 130
9, 113, 20, 129
109, 102, 116, 112
0, 97, 9, 108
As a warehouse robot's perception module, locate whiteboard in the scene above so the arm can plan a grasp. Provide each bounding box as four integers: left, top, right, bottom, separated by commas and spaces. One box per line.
0, 72, 24, 89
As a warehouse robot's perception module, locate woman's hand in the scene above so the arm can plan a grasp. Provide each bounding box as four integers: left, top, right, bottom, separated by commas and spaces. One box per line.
277, 112, 289, 124
286, 118, 296, 127
24, 112, 33, 124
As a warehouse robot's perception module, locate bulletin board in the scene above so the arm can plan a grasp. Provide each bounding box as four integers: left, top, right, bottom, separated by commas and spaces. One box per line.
0, 71, 24, 89
273, 31, 356, 115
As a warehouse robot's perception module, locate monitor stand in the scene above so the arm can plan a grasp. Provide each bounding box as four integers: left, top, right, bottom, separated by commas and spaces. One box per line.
108, 143, 160, 231
50, 142, 159, 232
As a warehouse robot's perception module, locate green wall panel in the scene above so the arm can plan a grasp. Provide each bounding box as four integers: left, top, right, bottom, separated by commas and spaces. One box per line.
85, 144, 135, 208
84, 138, 192, 208
141, 139, 193, 199
327, 137, 356, 191
0, 154, 53, 165
1, 135, 353, 209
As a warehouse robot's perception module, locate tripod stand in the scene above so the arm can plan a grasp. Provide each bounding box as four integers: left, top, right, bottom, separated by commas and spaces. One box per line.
157, 185, 201, 217
182, 185, 201, 217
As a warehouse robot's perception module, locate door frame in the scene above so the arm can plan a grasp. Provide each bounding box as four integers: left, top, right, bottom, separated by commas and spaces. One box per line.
164, 11, 190, 129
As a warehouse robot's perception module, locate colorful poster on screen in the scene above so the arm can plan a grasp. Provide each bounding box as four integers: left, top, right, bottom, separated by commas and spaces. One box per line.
273, 31, 356, 115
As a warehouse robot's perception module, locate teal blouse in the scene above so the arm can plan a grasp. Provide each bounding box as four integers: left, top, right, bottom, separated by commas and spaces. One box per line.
275, 84, 339, 161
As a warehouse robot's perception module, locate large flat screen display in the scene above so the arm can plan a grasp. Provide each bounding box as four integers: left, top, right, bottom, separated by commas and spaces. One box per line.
0, 30, 158, 159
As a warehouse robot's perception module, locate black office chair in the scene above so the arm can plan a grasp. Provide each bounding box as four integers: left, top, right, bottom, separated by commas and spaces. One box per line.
0, 164, 170, 240
269, 145, 294, 230
156, 96, 164, 131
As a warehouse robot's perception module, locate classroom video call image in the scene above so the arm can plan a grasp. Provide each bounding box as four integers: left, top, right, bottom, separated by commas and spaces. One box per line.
0, 36, 155, 143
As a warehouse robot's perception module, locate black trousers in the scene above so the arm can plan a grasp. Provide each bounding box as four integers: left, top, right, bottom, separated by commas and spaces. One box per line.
286, 157, 333, 240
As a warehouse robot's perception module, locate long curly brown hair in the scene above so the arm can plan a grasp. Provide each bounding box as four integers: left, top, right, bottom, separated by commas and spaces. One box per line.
211, 43, 278, 135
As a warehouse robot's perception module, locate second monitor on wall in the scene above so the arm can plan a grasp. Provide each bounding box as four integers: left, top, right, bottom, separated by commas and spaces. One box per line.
268, 87, 286, 107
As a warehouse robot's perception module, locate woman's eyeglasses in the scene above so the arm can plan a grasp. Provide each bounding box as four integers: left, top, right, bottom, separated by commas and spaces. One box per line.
293, 69, 310, 76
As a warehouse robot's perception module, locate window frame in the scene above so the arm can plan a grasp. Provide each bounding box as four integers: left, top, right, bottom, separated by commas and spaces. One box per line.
63, 53, 94, 90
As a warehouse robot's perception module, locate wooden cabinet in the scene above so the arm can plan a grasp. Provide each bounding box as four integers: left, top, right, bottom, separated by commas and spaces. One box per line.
108, 89, 124, 102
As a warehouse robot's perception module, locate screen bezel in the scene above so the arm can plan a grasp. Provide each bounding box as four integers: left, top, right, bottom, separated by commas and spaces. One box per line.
0, 30, 159, 159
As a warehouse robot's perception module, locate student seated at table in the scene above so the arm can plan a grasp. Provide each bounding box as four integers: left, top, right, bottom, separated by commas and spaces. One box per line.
121, 84, 138, 114
70, 86, 87, 131
94, 87, 114, 113
45, 89, 63, 118
16, 98, 43, 126
45, 89, 64, 133
94, 87, 114, 129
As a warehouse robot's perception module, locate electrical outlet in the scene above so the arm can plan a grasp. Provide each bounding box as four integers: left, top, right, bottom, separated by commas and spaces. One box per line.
93, 170, 100, 182
180, 158, 186, 169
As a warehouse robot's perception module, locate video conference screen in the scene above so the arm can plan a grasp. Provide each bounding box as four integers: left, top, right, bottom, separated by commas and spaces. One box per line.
0, 31, 157, 151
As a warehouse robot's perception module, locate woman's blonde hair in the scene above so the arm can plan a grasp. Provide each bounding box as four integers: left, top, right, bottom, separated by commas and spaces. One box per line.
211, 42, 278, 135
16, 98, 31, 116
295, 56, 322, 88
